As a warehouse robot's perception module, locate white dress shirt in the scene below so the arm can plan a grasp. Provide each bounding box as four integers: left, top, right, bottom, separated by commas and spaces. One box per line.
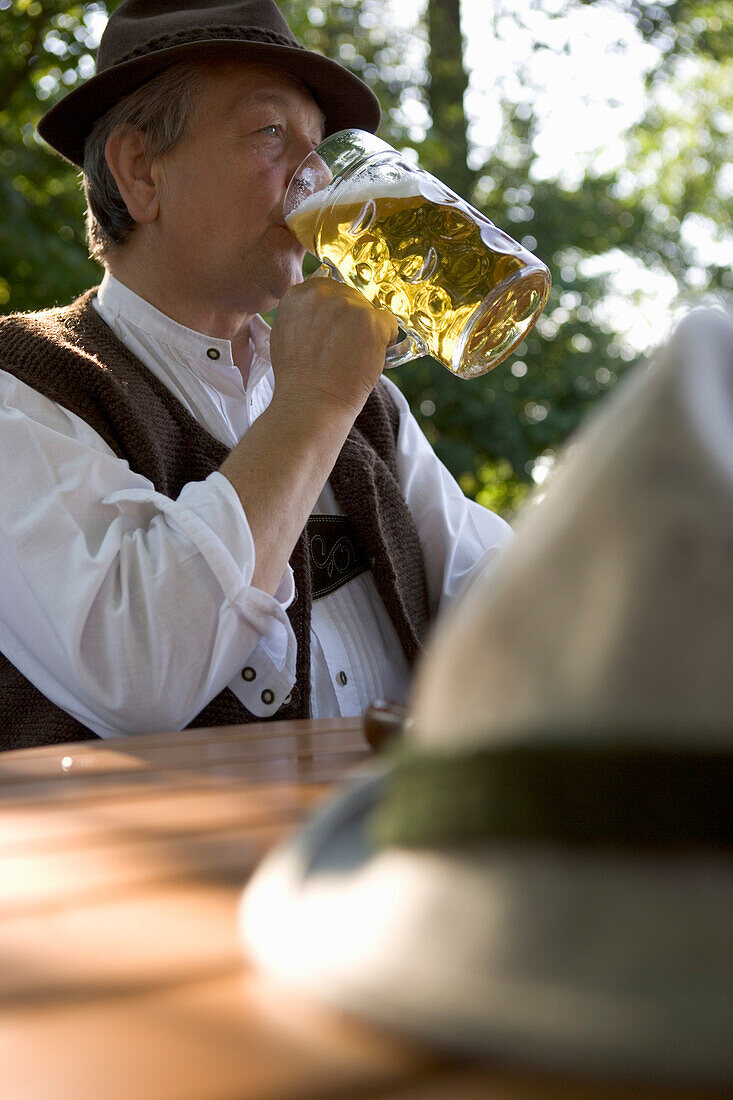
0, 273, 511, 738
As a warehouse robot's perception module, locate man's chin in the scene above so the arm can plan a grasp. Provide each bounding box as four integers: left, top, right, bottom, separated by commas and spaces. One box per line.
234, 247, 306, 312
266, 258, 306, 304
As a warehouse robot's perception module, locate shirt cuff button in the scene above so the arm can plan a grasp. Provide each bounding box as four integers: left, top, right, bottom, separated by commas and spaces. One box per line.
261, 689, 275, 705
242, 666, 256, 682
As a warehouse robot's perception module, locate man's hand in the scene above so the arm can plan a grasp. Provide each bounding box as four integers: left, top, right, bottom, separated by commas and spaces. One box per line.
269, 276, 398, 419
220, 276, 398, 596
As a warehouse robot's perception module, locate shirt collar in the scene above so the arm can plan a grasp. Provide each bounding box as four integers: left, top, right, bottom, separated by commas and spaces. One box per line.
96, 271, 272, 388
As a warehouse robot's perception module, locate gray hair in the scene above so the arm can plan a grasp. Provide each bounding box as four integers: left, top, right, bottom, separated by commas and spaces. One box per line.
83, 63, 207, 263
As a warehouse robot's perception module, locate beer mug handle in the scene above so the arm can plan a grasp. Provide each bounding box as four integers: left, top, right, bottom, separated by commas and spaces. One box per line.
383, 330, 425, 368
311, 265, 426, 369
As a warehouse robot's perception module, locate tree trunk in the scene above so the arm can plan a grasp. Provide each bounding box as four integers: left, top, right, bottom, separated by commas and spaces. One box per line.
426, 0, 474, 198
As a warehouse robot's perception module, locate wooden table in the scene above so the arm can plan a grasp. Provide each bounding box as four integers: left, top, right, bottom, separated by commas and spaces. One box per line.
0, 719, 721, 1099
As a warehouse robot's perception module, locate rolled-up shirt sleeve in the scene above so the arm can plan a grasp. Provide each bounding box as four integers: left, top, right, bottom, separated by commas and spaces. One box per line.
0, 370, 296, 738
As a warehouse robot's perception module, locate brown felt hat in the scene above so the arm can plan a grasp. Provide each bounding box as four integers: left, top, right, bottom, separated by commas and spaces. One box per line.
38, 0, 381, 167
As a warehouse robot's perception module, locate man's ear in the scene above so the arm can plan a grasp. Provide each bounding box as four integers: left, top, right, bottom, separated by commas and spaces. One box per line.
104, 127, 160, 225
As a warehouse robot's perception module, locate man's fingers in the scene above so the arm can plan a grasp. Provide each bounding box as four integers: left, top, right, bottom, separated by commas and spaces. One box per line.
382, 312, 400, 346
300, 274, 400, 343
271, 275, 399, 417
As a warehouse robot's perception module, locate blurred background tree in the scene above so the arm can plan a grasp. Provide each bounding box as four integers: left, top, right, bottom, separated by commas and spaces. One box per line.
0, 1, 107, 309
1, 0, 730, 515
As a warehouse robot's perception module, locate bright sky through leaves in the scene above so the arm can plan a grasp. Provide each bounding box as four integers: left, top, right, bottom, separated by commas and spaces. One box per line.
387, 0, 660, 182
387, 0, 717, 351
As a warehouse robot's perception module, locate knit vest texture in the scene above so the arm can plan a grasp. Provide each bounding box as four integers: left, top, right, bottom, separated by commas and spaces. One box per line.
0, 290, 430, 750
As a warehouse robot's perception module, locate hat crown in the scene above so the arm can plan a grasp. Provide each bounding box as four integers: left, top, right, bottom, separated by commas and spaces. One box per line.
409, 308, 733, 753
98, 0, 299, 72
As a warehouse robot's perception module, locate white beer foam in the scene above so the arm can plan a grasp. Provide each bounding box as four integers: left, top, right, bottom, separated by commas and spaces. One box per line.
286, 174, 425, 223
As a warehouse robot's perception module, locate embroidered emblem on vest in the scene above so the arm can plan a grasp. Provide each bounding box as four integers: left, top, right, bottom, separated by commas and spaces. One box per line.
308, 514, 370, 600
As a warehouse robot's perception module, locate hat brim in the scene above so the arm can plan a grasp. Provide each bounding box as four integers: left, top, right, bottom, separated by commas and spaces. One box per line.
38, 39, 381, 167
240, 763, 733, 1085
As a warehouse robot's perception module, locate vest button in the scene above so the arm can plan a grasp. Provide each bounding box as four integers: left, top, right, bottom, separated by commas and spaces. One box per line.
241, 666, 256, 682
282, 693, 293, 707
336, 670, 348, 687
206, 347, 221, 360
261, 689, 275, 705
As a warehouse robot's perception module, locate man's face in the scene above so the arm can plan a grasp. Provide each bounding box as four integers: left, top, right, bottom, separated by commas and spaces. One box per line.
152, 63, 325, 316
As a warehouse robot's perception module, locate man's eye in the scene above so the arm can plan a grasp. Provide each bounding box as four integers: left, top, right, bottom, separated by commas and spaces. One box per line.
261, 124, 280, 137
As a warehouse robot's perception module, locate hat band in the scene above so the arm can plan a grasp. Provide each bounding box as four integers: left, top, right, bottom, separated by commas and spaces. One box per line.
370, 743, 733, 851
115, 23, 305, 68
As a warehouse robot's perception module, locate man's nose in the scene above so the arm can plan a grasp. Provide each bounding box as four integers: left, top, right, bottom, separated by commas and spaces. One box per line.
287, 131, 322, 180
282, 143, 321, 219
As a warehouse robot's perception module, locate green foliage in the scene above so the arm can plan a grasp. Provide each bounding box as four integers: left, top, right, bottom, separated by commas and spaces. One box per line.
0, 1, 115, 309
624, 55, 733, 294
461, 458, 531, 519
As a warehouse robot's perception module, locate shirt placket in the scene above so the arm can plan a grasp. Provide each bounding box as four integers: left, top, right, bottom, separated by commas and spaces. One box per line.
311, 613, 361, 716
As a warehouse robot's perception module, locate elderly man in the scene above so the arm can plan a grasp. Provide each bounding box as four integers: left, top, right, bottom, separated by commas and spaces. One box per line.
0, 0, 510, 750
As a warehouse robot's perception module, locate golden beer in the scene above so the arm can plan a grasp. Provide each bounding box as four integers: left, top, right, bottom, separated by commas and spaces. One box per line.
285, 133, 550, 378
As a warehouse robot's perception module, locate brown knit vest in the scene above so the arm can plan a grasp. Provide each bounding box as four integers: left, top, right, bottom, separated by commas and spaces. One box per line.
0, 290, 430, 750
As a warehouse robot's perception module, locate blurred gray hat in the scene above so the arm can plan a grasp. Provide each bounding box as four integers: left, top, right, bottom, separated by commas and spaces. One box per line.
241, 308, 733, 1085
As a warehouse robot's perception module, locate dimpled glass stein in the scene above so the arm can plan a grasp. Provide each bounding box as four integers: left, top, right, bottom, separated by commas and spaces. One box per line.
284, 129, 551, 380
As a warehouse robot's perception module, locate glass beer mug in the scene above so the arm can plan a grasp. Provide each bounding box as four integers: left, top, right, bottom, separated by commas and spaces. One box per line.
284, 129, 551, 379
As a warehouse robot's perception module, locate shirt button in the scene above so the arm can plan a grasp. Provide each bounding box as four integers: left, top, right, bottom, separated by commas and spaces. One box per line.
241, 666, 256, 682
261, 689, 275, 705
282, 693, 293, 707
336, 671, 348, 687
206, 347, 221, 360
